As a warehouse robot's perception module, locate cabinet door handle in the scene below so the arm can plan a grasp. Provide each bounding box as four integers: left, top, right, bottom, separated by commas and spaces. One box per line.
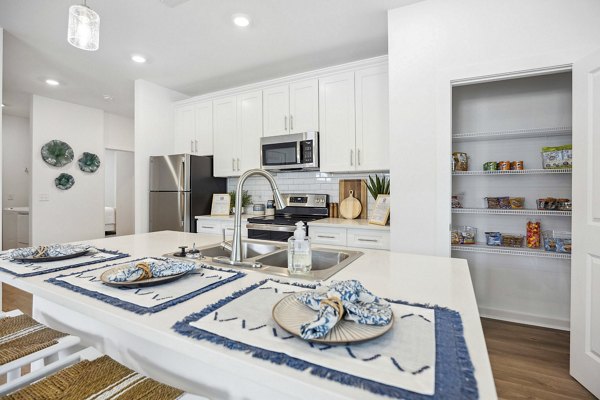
350, 149, 354, 166
357, 149, 361, 165
358, 238, 378, 243
201, 225, 215, 229
232, 158, 235, 171
285, 115, 288, 131
317, 235, 336, 239
195, 140, 198, 153
237, 158, 240, 171
290, 115, 294, 131
191, 140, 194, 153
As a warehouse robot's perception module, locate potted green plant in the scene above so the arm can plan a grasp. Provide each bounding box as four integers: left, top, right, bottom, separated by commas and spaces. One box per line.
229, 190, 253, 214
367, 175, 390, 199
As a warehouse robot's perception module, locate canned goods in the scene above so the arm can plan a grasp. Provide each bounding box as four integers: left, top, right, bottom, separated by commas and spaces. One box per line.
511, 160, 524, 170
483, 161, 498, 171
498, 161, 511, 171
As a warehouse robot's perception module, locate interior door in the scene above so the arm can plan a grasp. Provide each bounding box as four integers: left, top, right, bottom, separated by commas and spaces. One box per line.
213, 96, 237, 177
570, 49, 600, 398
237, 91, 263, 172
263, 85, 289, 137
289, 79, 319, 133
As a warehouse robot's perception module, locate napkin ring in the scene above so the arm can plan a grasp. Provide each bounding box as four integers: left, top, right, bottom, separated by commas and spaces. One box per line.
135, 262, 152, 280
34, 246, 48, 259
320, 297, 344, 320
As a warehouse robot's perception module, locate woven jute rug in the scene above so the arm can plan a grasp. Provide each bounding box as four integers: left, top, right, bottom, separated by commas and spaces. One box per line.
0, 314, 67, 365
5, 355, 184, 399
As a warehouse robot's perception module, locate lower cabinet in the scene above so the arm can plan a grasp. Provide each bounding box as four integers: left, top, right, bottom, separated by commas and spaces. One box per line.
310, 225, 390, 250
195, 218, 248, 239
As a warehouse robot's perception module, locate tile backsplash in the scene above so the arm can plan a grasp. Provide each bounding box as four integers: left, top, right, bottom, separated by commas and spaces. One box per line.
227, 171, 389, 217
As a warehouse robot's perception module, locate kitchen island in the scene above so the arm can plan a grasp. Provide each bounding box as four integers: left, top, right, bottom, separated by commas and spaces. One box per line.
0, 231, 496, 399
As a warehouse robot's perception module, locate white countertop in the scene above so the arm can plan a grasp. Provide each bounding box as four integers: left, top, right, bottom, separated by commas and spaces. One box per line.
309, 217, 390, 231
0, 232, 495, 399
195, 215, 249, 220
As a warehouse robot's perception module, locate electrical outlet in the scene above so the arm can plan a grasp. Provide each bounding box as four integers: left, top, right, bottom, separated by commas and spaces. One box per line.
39, 193, 50, 202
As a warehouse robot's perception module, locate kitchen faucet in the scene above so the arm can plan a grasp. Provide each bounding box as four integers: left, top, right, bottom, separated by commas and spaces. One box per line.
215, 169, 286, 267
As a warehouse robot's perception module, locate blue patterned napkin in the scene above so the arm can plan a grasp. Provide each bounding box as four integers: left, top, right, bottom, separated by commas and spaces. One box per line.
298, 280, 392, 339
104, 258, 197, 282
9, 244, 91, 259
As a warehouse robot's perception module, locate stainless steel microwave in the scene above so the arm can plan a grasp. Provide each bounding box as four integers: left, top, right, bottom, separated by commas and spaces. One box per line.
260, 132, 319, 171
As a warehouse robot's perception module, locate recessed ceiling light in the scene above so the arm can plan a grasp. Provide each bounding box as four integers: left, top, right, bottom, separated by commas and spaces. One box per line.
45, 79, 60, 86
232, 14, 250, 27
131, 54, 147, 63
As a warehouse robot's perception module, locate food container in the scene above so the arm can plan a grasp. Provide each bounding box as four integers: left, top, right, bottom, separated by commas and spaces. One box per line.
252, 204, 266, 216
542, 145, 572, 169
509, 197, 525, 209
451, 194, 463, 209
526, 221, 541, 249
498, 161, 511, 171
485, 197, 500, 209
498, 197, 511, 209
542, 231, 572, 253
511, 161, 524, 170
452, 152, 469, 171
483, 162, 498, 171
556, 198, 572, 211
485, 232, 502, 246
451, 226, 477, 245
502, 234, 524, 248
537, 197, 557, 210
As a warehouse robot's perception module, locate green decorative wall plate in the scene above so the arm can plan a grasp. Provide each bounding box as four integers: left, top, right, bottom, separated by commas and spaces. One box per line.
41, 140, 74, 167
55, 173, 75, 190
78, 152, 101, 173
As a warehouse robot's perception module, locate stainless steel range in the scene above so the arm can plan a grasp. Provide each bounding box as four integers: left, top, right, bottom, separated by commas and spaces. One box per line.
246, 194, 328, 242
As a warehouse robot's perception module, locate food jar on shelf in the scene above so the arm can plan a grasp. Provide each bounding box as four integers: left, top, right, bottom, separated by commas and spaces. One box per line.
451, 226, 477, 245
485, 232, 502, 246
509, 197, 525, 209
498, 161, 511, 171
542, 231, 572, 253
452, 152, 469, 171
511, 161, 524, 170
451, 195, 463, 209
501, 234, 524, 248
483, 161, 498, 171
556, 198, 572, 211
526, 221, 541, 249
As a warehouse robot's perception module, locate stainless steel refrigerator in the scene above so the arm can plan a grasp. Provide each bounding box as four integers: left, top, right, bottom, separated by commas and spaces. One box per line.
149, 154, 226, 232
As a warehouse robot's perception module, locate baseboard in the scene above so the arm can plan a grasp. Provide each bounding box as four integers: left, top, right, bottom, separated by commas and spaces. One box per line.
479, 306, 570, 331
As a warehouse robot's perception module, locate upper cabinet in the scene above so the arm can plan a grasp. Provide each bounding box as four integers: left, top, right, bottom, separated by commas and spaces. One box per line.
355, 64, 389, 171
213, 91, 263, 178
174, 100, 213, 155
263, 79, 319, 137
319, 65, 389, 173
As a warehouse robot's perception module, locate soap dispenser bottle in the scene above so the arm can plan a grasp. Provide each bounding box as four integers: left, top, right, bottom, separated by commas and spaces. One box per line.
288, 221, 312, 274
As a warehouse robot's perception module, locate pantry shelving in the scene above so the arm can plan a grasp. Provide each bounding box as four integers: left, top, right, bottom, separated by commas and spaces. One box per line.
451, 244, 571, 259
452, 208, 571, 217
452, 169, 572, 176
452, 126, 572, 142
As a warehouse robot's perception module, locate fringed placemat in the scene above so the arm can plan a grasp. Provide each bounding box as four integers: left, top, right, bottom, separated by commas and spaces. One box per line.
0, 314, 67, 365
172, 279, 478, 400
0, 248, 129, 277
4, 355, 183, 400
47, 258, 246, 314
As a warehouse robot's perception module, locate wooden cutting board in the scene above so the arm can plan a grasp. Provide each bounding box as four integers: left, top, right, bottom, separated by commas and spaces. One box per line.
339, 190, 362, 219
339, 179, 368, 219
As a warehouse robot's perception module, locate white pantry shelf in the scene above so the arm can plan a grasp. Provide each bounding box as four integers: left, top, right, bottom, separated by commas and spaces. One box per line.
452, 126, 572, 142
453, 169, 572, 176
451, 244, 571, 259
452, 208, 572, 217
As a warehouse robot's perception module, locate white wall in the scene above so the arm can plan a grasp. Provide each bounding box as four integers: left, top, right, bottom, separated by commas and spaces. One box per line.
388, 0, 600, 256
2, 115, 31, 207
104, 150, 116, 208
1, 27, 4, 250
30, 95, 105, 245
104, 112, 134, 152
115, 151, 134, 236
134, 80, 187, 233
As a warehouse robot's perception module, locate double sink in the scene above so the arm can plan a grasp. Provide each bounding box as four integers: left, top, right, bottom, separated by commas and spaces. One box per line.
168, 240, 363, 281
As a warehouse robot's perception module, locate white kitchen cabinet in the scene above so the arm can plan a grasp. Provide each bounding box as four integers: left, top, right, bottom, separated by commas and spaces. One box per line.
173, 101, 213, 155
263, 79, 319, 137
195, 217, 247, 238
355, 65, 389, 171
319, 72, 356, 172
309, 226, 347, 246
213, 96, 238, 177
263, 85, 289, 137
309, 224, 390, 250
213, 92, 263, 177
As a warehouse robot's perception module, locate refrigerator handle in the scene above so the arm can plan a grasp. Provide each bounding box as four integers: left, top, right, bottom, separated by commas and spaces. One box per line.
180, 191, 185, 228
180, 159, 185, 191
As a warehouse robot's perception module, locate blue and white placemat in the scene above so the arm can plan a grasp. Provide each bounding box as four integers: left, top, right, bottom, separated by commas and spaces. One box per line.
172, 279, 478, 400
46, 258, 246, 315
0, 248, 129, 277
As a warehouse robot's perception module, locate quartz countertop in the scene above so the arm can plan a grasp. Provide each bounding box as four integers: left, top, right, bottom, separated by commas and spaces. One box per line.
309, 217, 390, 231
0, 231, 495, 399
195, 215, 249, 220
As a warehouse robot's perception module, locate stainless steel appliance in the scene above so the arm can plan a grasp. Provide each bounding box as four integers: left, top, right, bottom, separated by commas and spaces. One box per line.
149, 154, 226, 232
246, 194, 328, 242
260, 132, 319, 171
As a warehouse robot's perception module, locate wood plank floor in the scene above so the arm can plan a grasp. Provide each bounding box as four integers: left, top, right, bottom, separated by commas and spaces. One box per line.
1, 284, 596, 399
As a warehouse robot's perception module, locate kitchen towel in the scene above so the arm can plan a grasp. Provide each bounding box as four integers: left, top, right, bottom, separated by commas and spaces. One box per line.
0, 248, 129, 277
47, 258, 245, 315
172, 279, 478, 399
3, 355, 183, 399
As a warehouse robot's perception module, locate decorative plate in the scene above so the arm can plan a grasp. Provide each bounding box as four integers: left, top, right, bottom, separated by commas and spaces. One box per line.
100, 266, 192, 288
41, 140, 74, 167
272, 292, 394, 344
55, 173, 75, 190
78, 152, 101, 173
13, 250, 90, 263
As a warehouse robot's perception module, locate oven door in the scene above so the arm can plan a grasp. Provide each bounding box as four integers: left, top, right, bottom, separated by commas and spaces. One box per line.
246, 223, 296, 242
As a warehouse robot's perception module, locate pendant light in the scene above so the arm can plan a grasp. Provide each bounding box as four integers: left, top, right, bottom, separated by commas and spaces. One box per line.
67, 0, 100, 51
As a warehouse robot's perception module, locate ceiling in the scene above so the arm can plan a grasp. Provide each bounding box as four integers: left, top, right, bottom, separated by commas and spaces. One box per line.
0, 0, 414, 118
